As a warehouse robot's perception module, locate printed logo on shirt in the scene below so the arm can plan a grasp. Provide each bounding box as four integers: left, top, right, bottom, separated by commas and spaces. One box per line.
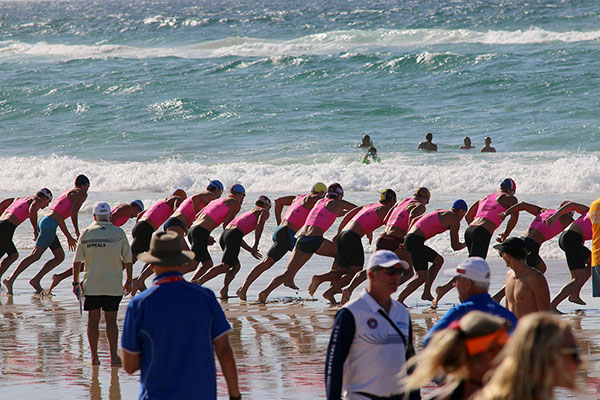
367, 318, 378, 329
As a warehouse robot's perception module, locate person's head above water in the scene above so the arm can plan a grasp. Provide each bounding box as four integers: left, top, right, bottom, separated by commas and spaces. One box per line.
425, 132, 433, 142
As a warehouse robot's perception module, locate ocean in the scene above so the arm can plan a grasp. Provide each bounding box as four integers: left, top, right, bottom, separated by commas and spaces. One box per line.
1, 1, 600, 398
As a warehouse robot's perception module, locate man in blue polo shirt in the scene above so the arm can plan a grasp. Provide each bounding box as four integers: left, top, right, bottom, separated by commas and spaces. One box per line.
422, 257, 517, 347
121, 231, 241, 400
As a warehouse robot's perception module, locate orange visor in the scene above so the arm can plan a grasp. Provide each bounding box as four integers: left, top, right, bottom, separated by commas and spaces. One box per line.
464, 327, 509, 356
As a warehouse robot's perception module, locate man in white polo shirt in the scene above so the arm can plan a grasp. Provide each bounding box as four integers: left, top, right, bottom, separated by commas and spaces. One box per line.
72, 202, 133, 366
325, 250, 419, 400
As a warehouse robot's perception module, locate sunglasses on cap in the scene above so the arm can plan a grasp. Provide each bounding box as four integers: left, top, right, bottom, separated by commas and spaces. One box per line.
374, 266, 405, 276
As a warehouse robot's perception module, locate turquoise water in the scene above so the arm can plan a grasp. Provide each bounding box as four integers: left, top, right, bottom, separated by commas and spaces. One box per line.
1, 0, 599, 194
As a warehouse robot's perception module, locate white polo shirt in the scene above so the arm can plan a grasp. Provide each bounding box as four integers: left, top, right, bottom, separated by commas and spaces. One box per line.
342, 289, 411, 399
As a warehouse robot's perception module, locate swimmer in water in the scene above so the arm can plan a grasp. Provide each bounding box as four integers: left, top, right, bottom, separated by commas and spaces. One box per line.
460, 136, 475, 149
418, 132, 438, 152
357, 134, 374, 148
3, 175, 89, 295
480, 137, 496, 153
361, 146, 381, 164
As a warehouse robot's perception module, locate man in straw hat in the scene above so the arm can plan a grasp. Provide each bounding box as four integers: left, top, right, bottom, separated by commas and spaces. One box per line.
121, 231, 241, 400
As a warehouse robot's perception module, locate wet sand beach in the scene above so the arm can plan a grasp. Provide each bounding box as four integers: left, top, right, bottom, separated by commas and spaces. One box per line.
1, 252, 599, 399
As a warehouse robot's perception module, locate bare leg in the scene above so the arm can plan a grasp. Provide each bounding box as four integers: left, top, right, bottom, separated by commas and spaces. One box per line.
29, 246, 65, 293
3, 246, 45, 294
551, 269, 588, 311
323, 266, 362, 305
48, 263, 85, 292
220, 264, 240, 299
258, 249, 312, 303
282, 239, 336, 290
340, 270, 366, 305
0, 252, 18, 281
431, 277, 456, 309
236, 256, 276, 301
195, 263, 231, 286
191, 259, 214, 281
88, 309, 101, 365
396, 270, 428, 304
569, 265, 591, 304
309, 270, 343, 297
422, 255, 444, 301
104, 311, 121, 365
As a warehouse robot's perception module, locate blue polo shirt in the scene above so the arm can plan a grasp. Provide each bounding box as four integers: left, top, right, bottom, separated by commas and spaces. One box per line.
422, 293, 517, 347
121, 271, 231, 400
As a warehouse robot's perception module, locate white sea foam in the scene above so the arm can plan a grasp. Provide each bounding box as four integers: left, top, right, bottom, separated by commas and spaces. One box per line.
1, 27, 598, 60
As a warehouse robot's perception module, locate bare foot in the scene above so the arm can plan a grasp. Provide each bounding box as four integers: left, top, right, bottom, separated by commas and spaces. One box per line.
219, 288, 229, 299
111, 357, 122, 366
431, 286, 443, 309
323, 290, 338, 305
48, 274, 62, 292
257, 291, 268, 303
92, 357, 101, 365
421, 292, 434, 301
551, 307, 565, 315
568, 296, 586, 305
3, 279, 14, 295
340, 289, 351, 305
308, 276, 319, 297
29, 279, 44, 294
284, 281, 299, 291
236, 288, 247, 301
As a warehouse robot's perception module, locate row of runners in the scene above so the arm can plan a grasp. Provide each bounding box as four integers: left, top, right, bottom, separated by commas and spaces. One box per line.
0, 175, 592, 312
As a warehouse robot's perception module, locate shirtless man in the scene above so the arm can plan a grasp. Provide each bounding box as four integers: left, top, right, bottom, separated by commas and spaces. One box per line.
257, 183, 356, 303
493, 237, 550, 318
396, 200, 468, 305
432, 178, 518, 308
480, 137, 496, 153
460, 136, 475, 150
236, 183, 327, 301
0, 189, 53, 281
308, 189, 397, 304
418, 132, 438, 152
339, 187, 430, 304
47, 199, 145, 292
3, 175, 89, 294
357, 134, 374, 148
194, 195, 270, 298
188, 184, 246, 282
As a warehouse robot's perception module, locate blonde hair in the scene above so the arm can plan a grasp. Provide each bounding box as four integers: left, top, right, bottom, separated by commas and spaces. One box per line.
403, 311, 506, 394
477, 312, 579, 400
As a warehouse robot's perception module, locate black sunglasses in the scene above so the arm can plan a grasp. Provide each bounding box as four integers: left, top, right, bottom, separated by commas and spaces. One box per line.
375, 267, 405, 276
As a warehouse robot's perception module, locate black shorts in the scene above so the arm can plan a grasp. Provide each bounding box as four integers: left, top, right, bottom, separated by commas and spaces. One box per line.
219, 228, 244, 266
188, 225, 212, 263
84, 295, 122, 312
131, 220, 154, 255
464, 225, 492, 259
266, 226, 297, 262
295, 236, 324, 254
376, 234, 403, 251
404, 233, 438, 272
337, 230, 364, 269
523, 236, 543, 268
0, 220, 18, 258
163, 217, 188, 233
559, 230, 590, 271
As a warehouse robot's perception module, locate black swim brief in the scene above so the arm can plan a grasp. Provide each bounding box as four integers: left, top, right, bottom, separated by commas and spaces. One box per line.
163, 216, 188, 233
376, 234, 403, 251
266, 226, 297, 262
559, 230, 590, 271
295, 236, 325, 254
464, 225, 492, 259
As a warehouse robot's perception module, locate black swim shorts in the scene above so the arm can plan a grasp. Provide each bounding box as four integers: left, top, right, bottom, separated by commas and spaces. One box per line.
188, 225, 213, 263
163, 216, 188, 233
295, 236, 325, 254
84, 295, 123, 312
266, 226, 297, 262
404, 233, 438, 272
559, 230, 590, 271
219, 228, 244, 267
337, 230, 364, 268
131, 220, 154, 255
523, 236, 543, 268
464, 225, 492, 259
0, 220, 18, 258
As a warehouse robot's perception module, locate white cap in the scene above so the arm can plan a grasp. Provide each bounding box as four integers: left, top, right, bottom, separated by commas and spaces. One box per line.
444, 257, 491, 285
367, 250, 410, 270
93, 202, 111, 216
